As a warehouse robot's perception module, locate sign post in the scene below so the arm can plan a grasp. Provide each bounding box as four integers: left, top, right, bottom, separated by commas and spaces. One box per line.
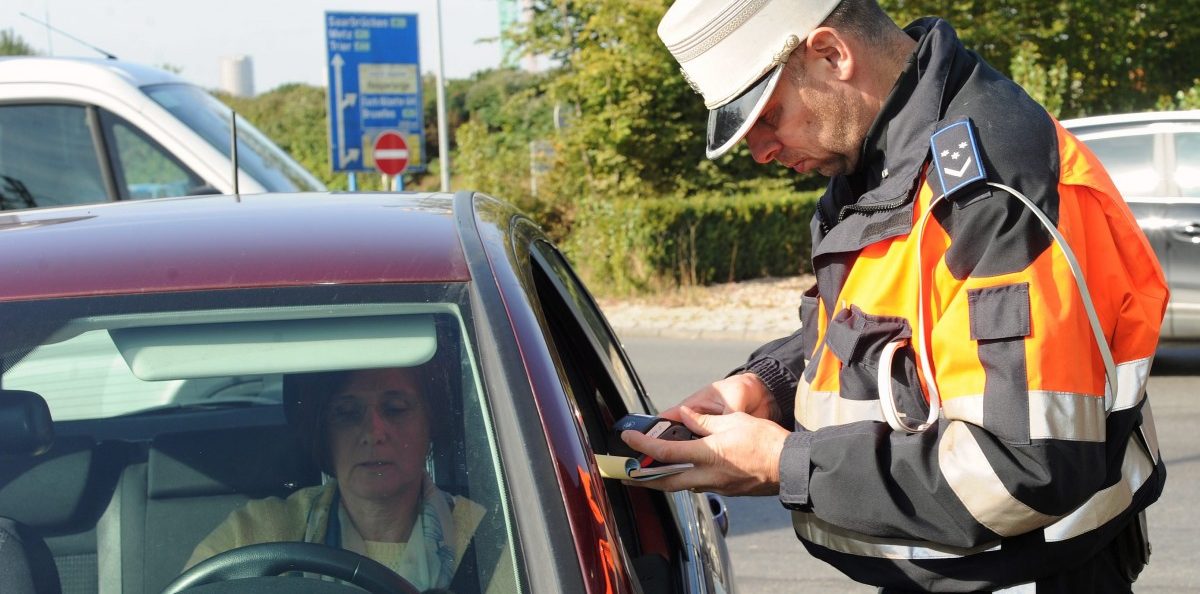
325, 12, 426, 182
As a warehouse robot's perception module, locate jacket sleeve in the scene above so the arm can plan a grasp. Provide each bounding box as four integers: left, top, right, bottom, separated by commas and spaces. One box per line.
778, 176, 1166, 548
728, 329, 805, 425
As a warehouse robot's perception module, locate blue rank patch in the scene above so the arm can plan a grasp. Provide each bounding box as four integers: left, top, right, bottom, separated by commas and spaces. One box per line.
930, 118, 986, 199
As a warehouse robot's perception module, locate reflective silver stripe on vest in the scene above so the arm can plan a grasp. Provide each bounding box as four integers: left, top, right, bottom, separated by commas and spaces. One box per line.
1139, 398, 1161, 463
993, 583, 1037, 593
1044, 430, 1156, 541
1109, 355, 1152, 412
792, 511, 1000, 560
794, 381, 883, 431
797, 355, 1150, 440
941, 391, 1106, 442
790, 429, 1156, 556
939, 421, 1060, 537
939, 355, 1151, 443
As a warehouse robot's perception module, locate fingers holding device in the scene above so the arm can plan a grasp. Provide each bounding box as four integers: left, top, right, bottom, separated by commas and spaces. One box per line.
610, 413, 694, 468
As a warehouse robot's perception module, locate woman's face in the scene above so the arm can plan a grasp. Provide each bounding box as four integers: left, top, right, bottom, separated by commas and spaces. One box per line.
326, 367, 432, 502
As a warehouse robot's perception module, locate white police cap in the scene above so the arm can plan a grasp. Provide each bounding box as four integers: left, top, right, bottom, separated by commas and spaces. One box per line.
658, 0, 841, 159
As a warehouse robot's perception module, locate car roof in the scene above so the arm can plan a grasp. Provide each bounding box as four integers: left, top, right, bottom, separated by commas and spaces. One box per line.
0, 193, 474, 302
1061, 109, 1200, 133
0, 56, 187, 89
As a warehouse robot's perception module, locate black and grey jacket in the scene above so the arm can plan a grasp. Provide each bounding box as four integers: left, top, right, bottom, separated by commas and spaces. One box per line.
734, 18, 1167, 592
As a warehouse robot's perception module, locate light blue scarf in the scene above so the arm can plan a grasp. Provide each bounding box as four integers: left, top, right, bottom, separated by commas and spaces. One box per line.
303, 474, 457, 590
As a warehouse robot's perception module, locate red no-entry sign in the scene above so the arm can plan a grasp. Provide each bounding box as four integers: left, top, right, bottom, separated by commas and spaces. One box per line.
373, 131, 410, 176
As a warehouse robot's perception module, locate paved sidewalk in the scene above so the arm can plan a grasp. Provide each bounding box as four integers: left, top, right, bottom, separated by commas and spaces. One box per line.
596, 275, 814, 342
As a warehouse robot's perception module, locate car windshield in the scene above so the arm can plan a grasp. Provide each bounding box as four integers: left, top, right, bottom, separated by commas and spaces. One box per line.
142, 83, 325, 193
0, 284, 520, 593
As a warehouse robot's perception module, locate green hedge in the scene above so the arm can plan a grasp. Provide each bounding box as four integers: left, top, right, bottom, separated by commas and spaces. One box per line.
566, 189, 822, 295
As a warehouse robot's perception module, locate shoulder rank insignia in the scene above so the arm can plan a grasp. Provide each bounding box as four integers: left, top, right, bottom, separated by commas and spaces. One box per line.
929, 118, 986, 199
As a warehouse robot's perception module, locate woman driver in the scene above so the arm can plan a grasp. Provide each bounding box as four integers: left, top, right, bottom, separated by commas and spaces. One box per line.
185, 365, 485, 591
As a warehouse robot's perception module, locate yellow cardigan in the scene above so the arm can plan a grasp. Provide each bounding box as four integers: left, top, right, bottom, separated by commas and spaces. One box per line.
185, 483, 513, 590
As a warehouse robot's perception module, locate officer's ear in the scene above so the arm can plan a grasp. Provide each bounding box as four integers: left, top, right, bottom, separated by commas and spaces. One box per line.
805, 27, 855, 83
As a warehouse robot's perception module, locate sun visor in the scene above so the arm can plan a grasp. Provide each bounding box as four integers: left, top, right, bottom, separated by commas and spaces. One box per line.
110, 314, 437, 381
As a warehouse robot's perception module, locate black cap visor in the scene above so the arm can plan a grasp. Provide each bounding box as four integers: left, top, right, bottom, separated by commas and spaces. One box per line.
705, 64, 786, 160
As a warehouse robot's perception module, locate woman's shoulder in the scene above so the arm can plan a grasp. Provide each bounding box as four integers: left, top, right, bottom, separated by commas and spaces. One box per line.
449, 494, 485, 521
217, 484, 331, 542
239, 484, 328, 516
186, 484, 332, 569
447, 494, 487, 558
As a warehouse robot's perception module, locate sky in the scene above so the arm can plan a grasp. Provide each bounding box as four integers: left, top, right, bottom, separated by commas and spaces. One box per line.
4, 0, 505, 93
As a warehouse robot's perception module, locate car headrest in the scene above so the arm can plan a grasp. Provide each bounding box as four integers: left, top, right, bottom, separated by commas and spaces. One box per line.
0, 390, 54, 456
147, 425, 319, 500
0, 436, 101, 530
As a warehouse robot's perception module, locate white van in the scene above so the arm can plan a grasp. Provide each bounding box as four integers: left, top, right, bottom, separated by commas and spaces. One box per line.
0, 57, 325, 209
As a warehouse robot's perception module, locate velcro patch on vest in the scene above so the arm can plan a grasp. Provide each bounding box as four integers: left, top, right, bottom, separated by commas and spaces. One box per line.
930, 118, 986, 199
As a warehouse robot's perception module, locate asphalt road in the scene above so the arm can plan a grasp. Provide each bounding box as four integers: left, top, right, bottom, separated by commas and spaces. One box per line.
622, 337, 1200, 593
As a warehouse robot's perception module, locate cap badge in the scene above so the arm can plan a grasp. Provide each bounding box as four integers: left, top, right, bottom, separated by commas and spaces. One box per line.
772, 34, 801, 66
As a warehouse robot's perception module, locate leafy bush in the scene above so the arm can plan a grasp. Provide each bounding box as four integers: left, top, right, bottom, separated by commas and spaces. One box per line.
566, 188, 821, 295
1169, 80, 1200, 110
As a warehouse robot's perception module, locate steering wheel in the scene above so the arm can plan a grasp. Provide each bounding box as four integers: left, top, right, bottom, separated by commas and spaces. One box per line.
160, 542, 421, 594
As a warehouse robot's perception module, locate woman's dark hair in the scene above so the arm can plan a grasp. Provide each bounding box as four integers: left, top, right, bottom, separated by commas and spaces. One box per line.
283, 359, 453, 476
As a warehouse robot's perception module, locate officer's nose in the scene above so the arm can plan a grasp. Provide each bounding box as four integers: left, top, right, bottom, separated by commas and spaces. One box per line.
744, 123, 779, 165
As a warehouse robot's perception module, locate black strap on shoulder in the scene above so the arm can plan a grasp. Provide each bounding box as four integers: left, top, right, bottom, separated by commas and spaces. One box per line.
447, 532, 479, 593
448, 506, 504, 594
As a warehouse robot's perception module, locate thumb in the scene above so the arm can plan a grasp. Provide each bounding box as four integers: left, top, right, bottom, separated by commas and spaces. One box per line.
678, 405, 719, 438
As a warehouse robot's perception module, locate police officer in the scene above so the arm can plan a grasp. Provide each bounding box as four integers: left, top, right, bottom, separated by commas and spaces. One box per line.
622, 0, 1168, 591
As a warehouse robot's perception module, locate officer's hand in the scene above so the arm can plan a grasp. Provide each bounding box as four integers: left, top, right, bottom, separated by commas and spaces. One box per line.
620, 405, 790, 496
658, 373, 778, 424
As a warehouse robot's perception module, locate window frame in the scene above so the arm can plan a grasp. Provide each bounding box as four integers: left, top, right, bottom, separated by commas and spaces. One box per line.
1075, 128, 1166, 200
0, 100, 118, 206
1166, 127, 1200, 200
524, 237, 693, 594
96, 107, 210, 200
0, 100, 211, 207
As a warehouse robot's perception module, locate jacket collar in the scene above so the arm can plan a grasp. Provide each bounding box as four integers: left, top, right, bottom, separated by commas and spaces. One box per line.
813, 18, 973, 258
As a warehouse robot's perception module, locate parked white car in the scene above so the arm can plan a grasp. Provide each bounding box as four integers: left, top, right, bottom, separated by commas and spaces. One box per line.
0, 57, 324, 209
1063, 110, 1200, 341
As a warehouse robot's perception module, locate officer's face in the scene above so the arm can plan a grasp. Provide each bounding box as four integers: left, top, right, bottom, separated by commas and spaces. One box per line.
744, 49, 870, 177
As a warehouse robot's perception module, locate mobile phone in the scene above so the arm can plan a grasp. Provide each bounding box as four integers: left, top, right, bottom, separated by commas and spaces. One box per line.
610, 413, 694, 467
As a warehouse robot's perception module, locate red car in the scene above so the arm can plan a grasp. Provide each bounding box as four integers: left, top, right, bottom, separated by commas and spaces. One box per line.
0, 193, 736, 594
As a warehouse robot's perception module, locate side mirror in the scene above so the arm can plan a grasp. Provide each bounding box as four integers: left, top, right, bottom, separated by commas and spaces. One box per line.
706, 492, 729, 537
0, 391, 54, 456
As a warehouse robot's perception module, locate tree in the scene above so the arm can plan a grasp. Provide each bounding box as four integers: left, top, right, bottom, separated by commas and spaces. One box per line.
506, 0, 792, 199
1, 29, 38, 56
879, 1, 1200, 117
421, 73, 474, 163
453, 68, 560, 229
458, 0, 808, 238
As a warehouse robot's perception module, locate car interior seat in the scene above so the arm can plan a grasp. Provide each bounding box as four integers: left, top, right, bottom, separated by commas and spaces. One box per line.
0, 390, 65, 594
113, 424, 321, 594
0, 390, 131, 594
0, 516, 62, 594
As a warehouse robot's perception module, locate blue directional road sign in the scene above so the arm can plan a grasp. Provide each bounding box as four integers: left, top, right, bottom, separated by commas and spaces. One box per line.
325, 12, 426, 173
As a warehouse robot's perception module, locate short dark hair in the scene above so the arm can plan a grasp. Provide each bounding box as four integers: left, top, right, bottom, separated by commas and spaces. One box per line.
784, 0, 902, 82
822, 0, 900, 50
